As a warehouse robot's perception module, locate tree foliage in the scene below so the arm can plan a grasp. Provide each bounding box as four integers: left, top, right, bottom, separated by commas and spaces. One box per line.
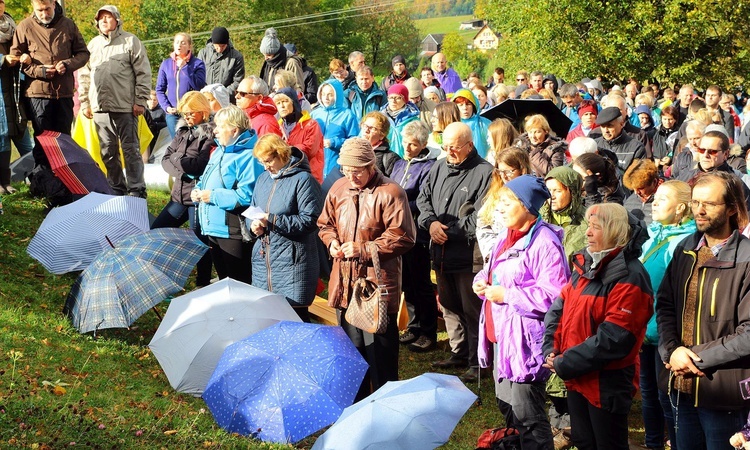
477, 0, 750, 88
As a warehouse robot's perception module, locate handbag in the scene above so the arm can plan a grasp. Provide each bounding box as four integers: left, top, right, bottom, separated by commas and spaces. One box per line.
345, 242, 389, 334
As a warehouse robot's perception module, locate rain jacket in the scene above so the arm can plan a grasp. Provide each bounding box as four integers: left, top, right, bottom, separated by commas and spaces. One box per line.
318, 170, 416, 313
345, 82, 386, 120
196, 129, 263, 239
434, 67, 462, 95
0, 20, 26, 143
391, 146, 440, 244
639, 219, 696, 345
250, 148, 324, 307
657, 230, 750, 411
244, 96, 282, 138
155, 52, 206, 112
277, 87, 324, 183
196, 39, 245, 93
311, 79, 360, 177
517, 133, 567, 178
476, 220, 570, 383
78, 19, 151, 114
10, 2, 89, 99
452, 89, 491, 159
161, 119, 215, 205
381, 102, 420, 158
544, 237, 653, 415
541, 166, 588, 262
416, 148, 493, 273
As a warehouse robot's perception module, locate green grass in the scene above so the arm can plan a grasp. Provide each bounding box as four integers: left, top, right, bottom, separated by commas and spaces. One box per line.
414, 14, 478, 45
0, 183, 647, 449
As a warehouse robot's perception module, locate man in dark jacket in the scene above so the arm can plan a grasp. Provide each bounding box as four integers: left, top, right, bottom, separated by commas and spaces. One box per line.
416, 122, 493, 381
284, 43, 318, 105
197, 27, 245, 94
705, 85, 735, 140
657, 171, 750, 450
593, 107, 647, 175
591, 95, 652, 159
381, 55, 410, 91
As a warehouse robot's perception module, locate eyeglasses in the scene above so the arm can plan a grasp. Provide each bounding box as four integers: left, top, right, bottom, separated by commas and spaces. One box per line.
259, 155, 277, 167
182, 111, 201, 117
442, 141, 471, 153
342, 167, 368, 177
690, 200, 725, 211
388, 95, 405, 101
696, 147, 723, 156
361, 123, 382, 134
236, 91, 261, 97
516, 78, 526, 82
495, 168, 517, 177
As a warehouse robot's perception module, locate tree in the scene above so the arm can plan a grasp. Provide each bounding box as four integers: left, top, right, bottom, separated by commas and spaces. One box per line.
440, 32, 467, 65
351, 0, 421, 71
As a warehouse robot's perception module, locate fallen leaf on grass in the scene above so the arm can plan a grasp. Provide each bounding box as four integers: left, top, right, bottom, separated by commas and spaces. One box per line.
163, 430, 178, 435
52, 386, 67, 396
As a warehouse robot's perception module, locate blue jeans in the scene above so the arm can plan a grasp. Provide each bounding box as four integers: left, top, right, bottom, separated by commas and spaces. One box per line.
670, 389, 748, 450
640, 344, 674, 448
165, 113, 180, 139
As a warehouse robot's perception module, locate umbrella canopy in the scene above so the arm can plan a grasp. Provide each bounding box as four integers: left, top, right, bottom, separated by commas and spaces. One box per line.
203, 321, 369, 444
65, 228, 209, 334
27, 192, 149, 274
312, 373, 477, 450
10, 152, 34, 183
36, 130, 114, 196
149, 279, 303, 396
481, 98, 573, 139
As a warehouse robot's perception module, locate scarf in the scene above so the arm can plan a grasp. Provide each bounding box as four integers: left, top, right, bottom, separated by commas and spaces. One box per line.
0, 14, 16, 44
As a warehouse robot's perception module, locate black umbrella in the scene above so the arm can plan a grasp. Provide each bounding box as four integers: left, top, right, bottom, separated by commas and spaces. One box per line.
481, 98, 573, 139
10, 153, 34, 182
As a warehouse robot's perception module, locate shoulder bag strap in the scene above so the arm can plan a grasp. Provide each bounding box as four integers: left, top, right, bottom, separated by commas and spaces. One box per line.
367, 242, 388, 296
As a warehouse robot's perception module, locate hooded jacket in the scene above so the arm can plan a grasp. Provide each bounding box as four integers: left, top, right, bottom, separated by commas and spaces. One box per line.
541, 166, 588, 261
196, 129, 263, 239
381, 101, 421, 158
244, 96, 282, 138
391, 146, 440, 244
657, 230, 750, 410
250, 147, 324, 307
345, 82, 386, 120
196, 39, 245, 93
476, 220, 570, 382
11, 2, 90, 99
311, 79, 360, 177
78, 8, 151, 114
416, 148, 493, 273
155, 52, 206, 111
452, 89, 491, 158
517, 133, 567, 178
161, 119, 215, 205
277, 87, 324, 183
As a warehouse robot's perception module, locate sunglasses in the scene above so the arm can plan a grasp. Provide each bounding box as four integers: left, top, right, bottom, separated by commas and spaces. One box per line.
696, 147, 723, 156
236, 91, 261, 97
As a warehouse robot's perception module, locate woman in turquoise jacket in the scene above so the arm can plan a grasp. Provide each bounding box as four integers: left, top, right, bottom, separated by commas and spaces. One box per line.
192, 105, 263, 283
311, 79, 360, 178
639, 180, 696, 450
452, 88, 491, 159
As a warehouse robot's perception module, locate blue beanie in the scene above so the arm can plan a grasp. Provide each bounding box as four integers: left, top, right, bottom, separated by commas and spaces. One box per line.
505, 175, 550, 217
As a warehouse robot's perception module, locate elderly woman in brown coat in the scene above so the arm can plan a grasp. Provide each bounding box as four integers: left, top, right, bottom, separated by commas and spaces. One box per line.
318, 137, 416, 401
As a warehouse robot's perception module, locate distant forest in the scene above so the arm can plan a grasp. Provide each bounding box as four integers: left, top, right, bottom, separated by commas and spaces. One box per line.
411, 0, 475, 19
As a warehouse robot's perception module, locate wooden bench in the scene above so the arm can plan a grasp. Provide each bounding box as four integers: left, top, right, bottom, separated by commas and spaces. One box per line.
308, 296, 338, 325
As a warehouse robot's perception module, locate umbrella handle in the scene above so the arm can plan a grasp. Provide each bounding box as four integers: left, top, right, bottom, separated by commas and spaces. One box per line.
105, 236, 115, 248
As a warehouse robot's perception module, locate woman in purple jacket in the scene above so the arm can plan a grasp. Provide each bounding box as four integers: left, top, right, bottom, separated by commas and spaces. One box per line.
473, 175, 570, 450
156, 32, 206, 138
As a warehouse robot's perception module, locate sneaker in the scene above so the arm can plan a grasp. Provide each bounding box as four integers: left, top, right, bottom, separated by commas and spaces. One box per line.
431, 355, 468, 369
399, 330, 418, 345
408, 335, 436, 352
458, 367, 490, 383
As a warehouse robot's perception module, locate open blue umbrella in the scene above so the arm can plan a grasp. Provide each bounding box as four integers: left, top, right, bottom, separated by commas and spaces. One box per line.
311, 373, 477, 450
202, 321, 368, 444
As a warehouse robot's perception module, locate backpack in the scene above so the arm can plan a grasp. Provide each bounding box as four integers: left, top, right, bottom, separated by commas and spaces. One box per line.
476, 427, 521, 450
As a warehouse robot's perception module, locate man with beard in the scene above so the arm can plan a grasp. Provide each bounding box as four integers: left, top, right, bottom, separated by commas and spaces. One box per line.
657, 171, 750, 450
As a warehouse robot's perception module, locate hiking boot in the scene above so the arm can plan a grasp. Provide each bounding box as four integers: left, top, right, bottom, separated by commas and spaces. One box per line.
431, 355, 468, 369
399, 330, 418, 345
408, 335, 436, 352
459, 366, 491, 383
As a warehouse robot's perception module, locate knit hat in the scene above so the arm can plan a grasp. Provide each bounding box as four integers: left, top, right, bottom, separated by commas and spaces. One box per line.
387, 84, 409, 101
201, 84, 231, 108
259, 28, 281, 55
211, 27, 229, 45
338, 138, 376, 167
595, 106, 621, 125
95, 5, 120, 24
578, 102, 597, 118
403, 77, 423, 99
392, 55, 406, 66
634, 105, 652, 117
705, 123, 730, 138
505, 175, 550, 217
283, 43, 297, 55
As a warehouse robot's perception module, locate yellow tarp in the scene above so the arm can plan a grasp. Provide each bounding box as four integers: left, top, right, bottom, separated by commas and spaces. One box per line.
72, 114, 153, 174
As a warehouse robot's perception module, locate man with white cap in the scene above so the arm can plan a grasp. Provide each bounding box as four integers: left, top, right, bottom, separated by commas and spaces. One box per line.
78, 5, 151, 197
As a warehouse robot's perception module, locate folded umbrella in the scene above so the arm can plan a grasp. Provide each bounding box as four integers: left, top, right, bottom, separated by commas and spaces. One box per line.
203, 321, 369, 444
36, 130, 114, 196
10, 152, 34, 183
312, 373, 477, 450
65, 228, 209, 334
27, 192, 149, 274
149, 279, 302, 396
481, 98, 573, 139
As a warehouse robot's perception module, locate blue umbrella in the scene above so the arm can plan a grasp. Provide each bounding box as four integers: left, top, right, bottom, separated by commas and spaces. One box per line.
65, 228, 209, 334
311, 373, 477, 450
202, 321, 368, 444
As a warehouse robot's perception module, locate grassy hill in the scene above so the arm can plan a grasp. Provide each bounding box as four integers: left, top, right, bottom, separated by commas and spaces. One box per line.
414, 14, 477, 45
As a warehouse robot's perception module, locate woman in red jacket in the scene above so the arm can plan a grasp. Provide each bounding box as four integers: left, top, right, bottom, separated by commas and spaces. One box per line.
274, 87, 324, 183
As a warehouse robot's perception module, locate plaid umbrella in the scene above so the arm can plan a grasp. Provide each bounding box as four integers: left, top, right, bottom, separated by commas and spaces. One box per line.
65, 228, 209, 334
36, 130, 114, 196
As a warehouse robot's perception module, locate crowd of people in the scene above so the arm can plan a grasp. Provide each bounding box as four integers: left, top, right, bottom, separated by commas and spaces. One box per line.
5, 1, 750, 449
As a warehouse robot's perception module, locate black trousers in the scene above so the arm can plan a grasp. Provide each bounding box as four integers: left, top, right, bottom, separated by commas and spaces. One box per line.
402, 243, 438, 340
25, 97, 74, 135
567, 390, 629, 450
208, 236, 252, 284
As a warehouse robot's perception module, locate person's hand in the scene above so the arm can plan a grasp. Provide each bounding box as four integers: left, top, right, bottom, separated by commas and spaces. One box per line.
323, 139, 331, 148
4, 55, 19, 66
82, 107, 93, 120
166, 107, 177, 115
250, 219, 265, 236
190, 189, 202, 203
54, 61, 66, 75
19, 53, 31, 65
341, 241, 361, 259
484, 285, 505, 303
198, 190, 211, 203
429, 221, 449, 245
472, 279, 488, 296
730, 432, 747, 449
667, 346, 704, 377
329, 239, 344, 258
44, 65, 57, 78
543, 352, 557, 372
133, 104, 145, 117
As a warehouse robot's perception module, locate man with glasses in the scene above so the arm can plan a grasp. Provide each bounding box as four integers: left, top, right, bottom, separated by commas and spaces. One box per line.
515, 70, 529, 86
657, 171, 750, 450
416, 122, 493, 382
236, 76, 282, 137
431, 53, 462, 96
78, 5, 149, 197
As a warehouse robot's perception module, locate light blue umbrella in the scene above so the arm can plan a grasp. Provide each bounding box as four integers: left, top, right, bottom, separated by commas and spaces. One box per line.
202, 321, 368, 444
311, 373, 477, 450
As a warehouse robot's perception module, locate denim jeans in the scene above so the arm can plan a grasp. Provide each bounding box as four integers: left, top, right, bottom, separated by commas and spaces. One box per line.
670, 389, 749, 450
640, 344, 674, 448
